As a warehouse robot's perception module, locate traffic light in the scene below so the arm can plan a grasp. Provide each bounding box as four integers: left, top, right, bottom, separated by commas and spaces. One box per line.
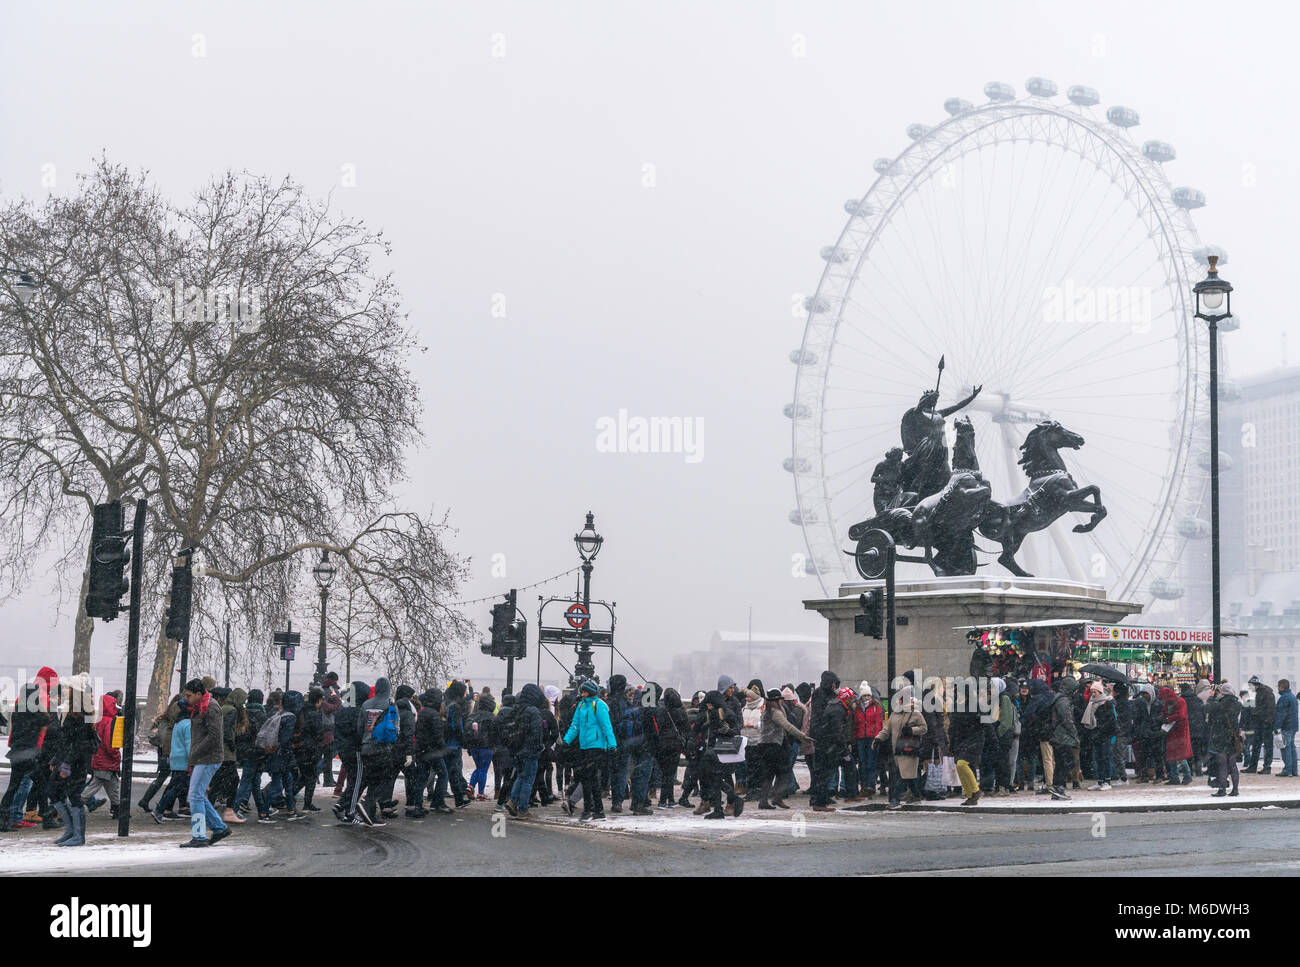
85, 501, 130, 621
484, 590, 526, 659
855, 589, 884, 639
165, 557, 193, 642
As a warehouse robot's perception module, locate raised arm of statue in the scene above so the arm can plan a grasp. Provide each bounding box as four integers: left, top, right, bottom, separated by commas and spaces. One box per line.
939, 384, 982, 418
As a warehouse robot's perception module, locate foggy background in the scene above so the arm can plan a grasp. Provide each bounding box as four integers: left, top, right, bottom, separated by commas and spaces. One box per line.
0, 0, 1287, 694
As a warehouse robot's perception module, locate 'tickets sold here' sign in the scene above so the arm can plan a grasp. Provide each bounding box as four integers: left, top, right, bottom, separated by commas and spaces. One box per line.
1084, 624, 1213, 645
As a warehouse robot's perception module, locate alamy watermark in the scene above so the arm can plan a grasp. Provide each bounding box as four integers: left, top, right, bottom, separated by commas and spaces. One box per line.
151, 282, 265, 335
1042, 281, 1151, 331
595, 410, 704, 464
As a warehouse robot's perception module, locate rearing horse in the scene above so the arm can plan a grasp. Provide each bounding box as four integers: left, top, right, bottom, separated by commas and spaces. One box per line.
977, 420, 1106, 577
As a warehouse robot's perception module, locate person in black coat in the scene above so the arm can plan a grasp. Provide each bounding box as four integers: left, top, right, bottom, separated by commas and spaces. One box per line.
809, 670, 840, 809
654, 687, 689, 807
410, 688, 450, 815
1180, 683, 1209, 776
1111, 683, 1134, 784
1246, 677, 1277, 773
695, 689, 742, 819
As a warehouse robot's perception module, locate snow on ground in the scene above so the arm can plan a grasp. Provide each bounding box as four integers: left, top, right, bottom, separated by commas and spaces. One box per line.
911, 773, 1300, 811
0, 829, 265, 874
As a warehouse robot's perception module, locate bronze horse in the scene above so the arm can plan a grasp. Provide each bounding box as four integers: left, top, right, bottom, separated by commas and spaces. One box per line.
978, 420, 1107, 577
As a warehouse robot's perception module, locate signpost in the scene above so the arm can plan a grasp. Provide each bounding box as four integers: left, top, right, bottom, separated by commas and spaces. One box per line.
274, 623, 300, 691
565, 602, 589, 629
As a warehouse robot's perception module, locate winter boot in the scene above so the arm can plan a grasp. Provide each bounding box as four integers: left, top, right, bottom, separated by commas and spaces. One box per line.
42, 810, 64, 831
52, 802, 76, 846
59, 805, 86, 846
85, 797, 104, 813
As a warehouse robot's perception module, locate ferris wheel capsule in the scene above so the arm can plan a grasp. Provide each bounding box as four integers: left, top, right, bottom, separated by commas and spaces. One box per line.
873, 157, 898, 175
1142, 140, 1176, 163
844, 199, 876, 217
984, 81, 1016, 101
1106, 106, 1140, 127
944, 97, 973, 116
1172, 186, 1206, 209
906, 123, 931, 141
1067, 85, 1100, 106
789, 348, 818, 365
820, 246, 851, 263
1026, 77, 1057, 97
783, 402, 811, 420
1150, 578, 1185, 600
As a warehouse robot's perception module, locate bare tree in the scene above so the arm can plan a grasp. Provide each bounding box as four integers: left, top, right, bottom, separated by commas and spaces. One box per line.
0, 160, 474, 715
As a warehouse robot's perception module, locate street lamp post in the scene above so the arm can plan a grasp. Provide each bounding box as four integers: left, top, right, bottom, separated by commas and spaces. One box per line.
312, 549, 337, 686
572, 511, 604, 686
1193, 254, 1234, 683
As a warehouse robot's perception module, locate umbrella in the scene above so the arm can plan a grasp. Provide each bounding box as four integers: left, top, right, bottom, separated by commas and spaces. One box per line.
1079, 663, 1131, 685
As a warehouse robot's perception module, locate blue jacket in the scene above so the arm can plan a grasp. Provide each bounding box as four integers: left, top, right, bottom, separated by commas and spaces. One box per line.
169, 719, 191, 771
1275, 689, 1298, 732
564, 695, 617, 750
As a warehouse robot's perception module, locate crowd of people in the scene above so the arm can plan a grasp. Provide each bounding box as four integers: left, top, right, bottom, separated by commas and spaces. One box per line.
3, 654, 1298, 846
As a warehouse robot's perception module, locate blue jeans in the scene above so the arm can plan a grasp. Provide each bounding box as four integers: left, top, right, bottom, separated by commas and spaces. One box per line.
1281, 731, 1297, 776
234, 758, 268, 815
511, 756, 539, 813
856, 738, 877, 794
469, 748, 494, 795
188, 762, 227, 841
1091, 738, 1111, 783
629, 751, 653, 806
6, 773, 33, 825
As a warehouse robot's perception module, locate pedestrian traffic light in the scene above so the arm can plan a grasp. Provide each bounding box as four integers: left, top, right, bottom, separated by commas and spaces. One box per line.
485, 589, 525, 659
85, 501, 130, 621
855, 589, 884, 639
165, 557, 193, 641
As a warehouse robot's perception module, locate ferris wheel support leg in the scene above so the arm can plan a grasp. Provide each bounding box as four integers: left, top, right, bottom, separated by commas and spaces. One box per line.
1048, 518, 1089, 585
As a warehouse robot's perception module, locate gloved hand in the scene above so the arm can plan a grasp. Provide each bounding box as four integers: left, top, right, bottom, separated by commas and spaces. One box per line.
404, 755, 413, 767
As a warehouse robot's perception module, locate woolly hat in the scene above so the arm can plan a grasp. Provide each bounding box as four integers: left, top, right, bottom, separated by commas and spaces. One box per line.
859, 680, 871, 697
579, 680, 599, 695
544, 684, 561, 703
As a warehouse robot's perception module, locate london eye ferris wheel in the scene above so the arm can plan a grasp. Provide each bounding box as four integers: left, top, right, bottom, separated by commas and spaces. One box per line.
787, 77, 1235, 614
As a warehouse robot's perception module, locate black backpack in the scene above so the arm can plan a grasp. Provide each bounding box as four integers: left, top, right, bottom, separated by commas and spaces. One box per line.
496, 706, 524, 751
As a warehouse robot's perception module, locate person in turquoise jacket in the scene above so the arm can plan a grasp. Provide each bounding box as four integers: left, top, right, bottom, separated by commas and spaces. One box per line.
562, 680, 617, 821
152, 715, 192, 821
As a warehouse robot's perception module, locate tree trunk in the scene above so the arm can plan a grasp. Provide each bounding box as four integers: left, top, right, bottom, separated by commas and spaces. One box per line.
71, 548, 95, 675
146, 626, 179, 723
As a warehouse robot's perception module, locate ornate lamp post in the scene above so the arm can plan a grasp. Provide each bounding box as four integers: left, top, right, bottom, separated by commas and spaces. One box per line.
1193, 255, 1233, 683
572, 512, 603, 684
312, 549, 337, 686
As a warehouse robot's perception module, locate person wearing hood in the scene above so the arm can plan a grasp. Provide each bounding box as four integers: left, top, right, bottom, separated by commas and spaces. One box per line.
411, 687, 452, 816
386, 684, 418, 816
269, 690, 307, 820
1245, 676, 1277, 774
492, 694, 519, 808
218, 688, 251, 821
1020, 679, 1056, 794
332, 681, 369, 816
467, 691, 496, 800
352, 677, 398, 826
809, 670, 841, 809
1081, 682, 1117, 791
604, 674, 632, 813
1043, 677, 1081, 801
504, 683, 547, 819
0, 677, 53, 832
562, 680, 617, 820
442, 680, 472, 808
653, 686, 688, 807
318, 673, 342, 786
233, 689, 270, 821
532, 686, 562, 807
1180, 682, 1209, 776
1109, 682, 1133, 786
1206, 681, 1242, 797
83, 693, 122, 819
291, 687, 325, 815
695, 689, 743, 818
180, 678, 231, 848
1157, 685, 1193, 785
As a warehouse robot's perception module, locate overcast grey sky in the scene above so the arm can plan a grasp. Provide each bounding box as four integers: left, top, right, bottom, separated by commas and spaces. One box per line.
0, 0, 1288, 687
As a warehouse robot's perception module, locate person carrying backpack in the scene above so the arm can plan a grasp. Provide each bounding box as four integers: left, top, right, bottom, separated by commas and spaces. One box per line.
332, 681, 369, 814
411, 687, 452, 816
561, 679, 618, 821
442, 680, 472, 808
351, 677, 398, 826
492, 695, 519, 808
292, 687, 325, 814
505, 683, 547, 819
233, 689, 270, 821
466, 693, 496, 800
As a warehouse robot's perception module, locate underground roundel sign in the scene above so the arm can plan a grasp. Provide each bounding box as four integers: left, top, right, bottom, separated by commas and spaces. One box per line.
565, 603, 590, 629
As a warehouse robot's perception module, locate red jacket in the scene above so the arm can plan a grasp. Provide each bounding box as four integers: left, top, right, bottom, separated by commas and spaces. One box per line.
1158, 687, 1192, 762
854, 701, 884, 740
90, 694, 121, 772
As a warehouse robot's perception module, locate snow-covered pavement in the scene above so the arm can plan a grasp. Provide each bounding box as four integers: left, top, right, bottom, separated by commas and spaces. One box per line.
0, 828, 265, 874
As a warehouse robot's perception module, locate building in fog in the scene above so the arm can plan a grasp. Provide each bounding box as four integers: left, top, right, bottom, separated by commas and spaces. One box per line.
667, 630, 828, 694
1219, 366, 1300, 686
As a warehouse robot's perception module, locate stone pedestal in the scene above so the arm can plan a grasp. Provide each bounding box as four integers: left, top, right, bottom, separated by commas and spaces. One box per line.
804, 576, 1143, 692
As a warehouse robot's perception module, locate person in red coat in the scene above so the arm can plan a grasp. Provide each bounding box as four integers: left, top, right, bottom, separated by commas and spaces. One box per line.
83, 693, 122, 816
855, 685, 885, 797
1158, 686, 1192, 785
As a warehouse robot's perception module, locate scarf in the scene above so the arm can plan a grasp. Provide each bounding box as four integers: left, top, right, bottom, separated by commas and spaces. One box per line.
1081, 688, 1110, 729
